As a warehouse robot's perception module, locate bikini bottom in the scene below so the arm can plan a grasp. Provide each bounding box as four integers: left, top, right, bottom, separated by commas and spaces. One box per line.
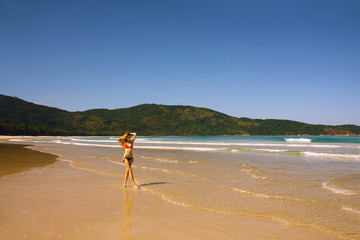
123, 157, 134, 162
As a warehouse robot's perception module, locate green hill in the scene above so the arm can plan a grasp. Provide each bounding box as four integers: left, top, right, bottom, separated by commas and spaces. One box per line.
0, 94, 359, 136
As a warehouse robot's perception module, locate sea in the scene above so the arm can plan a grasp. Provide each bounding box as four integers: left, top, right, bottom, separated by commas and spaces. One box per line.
10, 136, 360, 239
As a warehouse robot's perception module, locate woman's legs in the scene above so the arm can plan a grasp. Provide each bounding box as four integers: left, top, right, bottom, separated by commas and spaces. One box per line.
123, 159, 139, 188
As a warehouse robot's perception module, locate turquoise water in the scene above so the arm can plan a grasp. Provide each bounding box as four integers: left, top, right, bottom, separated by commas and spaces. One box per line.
26, 135, 360, 144
139, 136, 360, 144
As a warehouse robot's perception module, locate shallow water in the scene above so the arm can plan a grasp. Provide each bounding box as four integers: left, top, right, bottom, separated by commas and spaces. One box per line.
10, 136, 360, 239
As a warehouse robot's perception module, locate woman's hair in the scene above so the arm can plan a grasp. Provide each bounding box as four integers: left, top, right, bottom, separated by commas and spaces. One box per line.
119, 132, 131, 148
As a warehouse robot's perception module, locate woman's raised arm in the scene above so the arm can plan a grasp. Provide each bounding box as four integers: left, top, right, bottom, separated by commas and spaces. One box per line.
130, 133, 137, 143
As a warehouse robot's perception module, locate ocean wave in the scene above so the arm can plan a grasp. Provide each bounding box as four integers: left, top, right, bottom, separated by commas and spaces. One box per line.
9, 139, 30, 142
226, 186, 318, 203
240, 166, 268, 180
254, 148, 289, 153
45, 139, 119, 147
36, 137, 360, 150
72, 142, 119, 148
242, 148, 360, 160
141, 188, 193, 207
341, 205, 360, 215
322, 182, 358, 195
136, 145, 226, 151
231, 147, 360, 160
107, 159, 125, 166
139, 156, 180, 163
271, 217, 291, 226
285, 138, 312, 143
43, 140, 227, 152
33, 140, 54, 143
133, 140, 360, 149
140, 166, 197, 177
32, 138, 360, 162
53, 140, 73, 145
71, 138, 116, 143
189, 160, 201, 165
303, 152, 360, 160
59, 158, 121, 177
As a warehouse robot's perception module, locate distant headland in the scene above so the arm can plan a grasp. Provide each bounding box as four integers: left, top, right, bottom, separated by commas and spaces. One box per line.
0, 94, 359, 136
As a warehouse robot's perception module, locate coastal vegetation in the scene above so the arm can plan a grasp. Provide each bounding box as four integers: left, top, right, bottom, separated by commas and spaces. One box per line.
1, 94, 359, 136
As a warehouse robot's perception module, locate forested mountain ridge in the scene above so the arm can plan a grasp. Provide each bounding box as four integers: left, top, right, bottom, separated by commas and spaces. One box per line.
1, 94, 359, 136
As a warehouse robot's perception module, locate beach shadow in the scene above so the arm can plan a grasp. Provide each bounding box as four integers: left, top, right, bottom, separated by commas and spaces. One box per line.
139, 182, 170, 187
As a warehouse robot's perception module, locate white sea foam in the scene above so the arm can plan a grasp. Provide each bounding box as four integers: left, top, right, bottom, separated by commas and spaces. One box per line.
45, 138, 225, 151
108, 159, 124, 166
71, 138, 116, 143
241, 168, 253, 173
46, 138, 360, 158
141, 166, 196, 177
303, 152, 360, 160
72, 142, 118, 148
230, 186, 320, 204
141, 166, 172, 174
35, 137, 360, 150
234, 148, 360, 160
9, 139, 29, 142
252, 174, 268, 180
141, 188, 192, 207
322, 182, 358, 195
189, 160, 200, 164
53, 140, 72, 145
47, 140, 226, 151
231, 187, 281, 199
285, 138, 312, 143
271, 217, 291, 226
241, 167, 268, 179
58, 159, 73, 163
140, 156, 179, 163
136, 145, 226, 152
254, 148, 288, 153
133, 140, 359, 149
341, 205, 360, 215
33, 140, 53, 143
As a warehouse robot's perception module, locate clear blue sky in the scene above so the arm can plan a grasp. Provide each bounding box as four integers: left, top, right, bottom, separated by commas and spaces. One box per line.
1, 0, 359, 125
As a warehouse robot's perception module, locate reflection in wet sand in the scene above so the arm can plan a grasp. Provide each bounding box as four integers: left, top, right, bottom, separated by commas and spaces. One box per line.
121, 188, 136, 239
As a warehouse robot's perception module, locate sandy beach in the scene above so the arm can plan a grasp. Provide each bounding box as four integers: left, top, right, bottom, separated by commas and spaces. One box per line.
0, 136, 357, 240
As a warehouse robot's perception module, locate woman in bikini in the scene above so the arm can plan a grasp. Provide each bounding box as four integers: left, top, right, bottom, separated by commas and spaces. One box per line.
117, 132, 139, 188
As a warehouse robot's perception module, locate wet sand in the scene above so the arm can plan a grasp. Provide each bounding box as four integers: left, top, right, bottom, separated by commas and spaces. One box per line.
0, 143, 58, 177
0, 139, 343, 240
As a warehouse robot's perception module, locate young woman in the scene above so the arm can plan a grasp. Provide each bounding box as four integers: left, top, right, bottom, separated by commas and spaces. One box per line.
117, 132, 139, 188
